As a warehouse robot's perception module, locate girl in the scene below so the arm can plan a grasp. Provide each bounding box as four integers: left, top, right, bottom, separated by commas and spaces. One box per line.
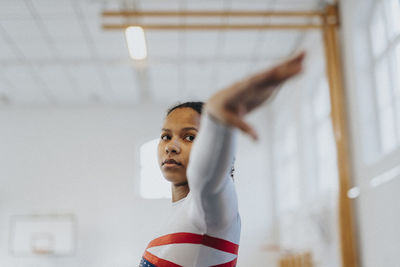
140, 53, 304, 267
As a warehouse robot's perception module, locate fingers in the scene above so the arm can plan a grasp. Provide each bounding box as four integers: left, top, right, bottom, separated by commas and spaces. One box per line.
251, 52, 305, 88
224, 111, 259, 141
272, 52, 305, 81
289, 51, 306, 64
237, 120, 258, 141
205, 52, 305, 141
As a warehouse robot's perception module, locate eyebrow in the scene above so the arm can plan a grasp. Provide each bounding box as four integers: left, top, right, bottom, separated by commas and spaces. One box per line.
161, 127, 198, 132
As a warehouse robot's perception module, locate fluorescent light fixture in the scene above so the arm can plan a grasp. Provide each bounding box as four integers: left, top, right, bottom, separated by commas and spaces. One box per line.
125, 26, 147, 60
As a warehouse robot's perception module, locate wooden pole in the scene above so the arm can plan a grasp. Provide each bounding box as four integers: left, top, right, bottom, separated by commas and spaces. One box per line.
102, 23, 322, 31
321, 5, 359, 267
102, 10, 324, 18
101, 9, 326, 31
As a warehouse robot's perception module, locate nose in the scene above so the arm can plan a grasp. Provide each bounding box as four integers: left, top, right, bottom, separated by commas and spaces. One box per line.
165, 139, 181, 154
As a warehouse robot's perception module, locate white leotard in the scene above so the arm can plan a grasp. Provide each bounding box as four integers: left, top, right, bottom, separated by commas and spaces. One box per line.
140, 113, 241, 267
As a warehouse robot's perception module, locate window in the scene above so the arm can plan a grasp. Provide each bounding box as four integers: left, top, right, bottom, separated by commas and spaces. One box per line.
275, 123, 301, 212
273, 77, 338, 211
369, 0, 400, 154
312, 78, 338, 193
300, 77, 338, 198
140, 138, 170, 199
395, 44, 400, 135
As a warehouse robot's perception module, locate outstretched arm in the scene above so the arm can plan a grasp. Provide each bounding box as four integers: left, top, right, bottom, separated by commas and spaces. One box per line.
206, 52, 304, 140
187, 53, 305, 233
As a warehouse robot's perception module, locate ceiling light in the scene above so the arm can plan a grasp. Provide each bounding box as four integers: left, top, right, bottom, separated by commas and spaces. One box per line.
125, 26, 147, 60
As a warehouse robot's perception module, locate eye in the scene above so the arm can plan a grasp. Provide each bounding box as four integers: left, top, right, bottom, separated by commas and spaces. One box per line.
184, 135, 195, 142
161, 134, 171, 141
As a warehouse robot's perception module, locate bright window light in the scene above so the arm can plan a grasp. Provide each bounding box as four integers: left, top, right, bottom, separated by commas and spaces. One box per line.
140, 139, 171, 199
347, 187, 361, 199
313, 78, 338, 192
366, 0, 400, 159
385, 0, 400, 38
395, 44, 400, 98
125, 26, 147, 60
275, 124, 301, 211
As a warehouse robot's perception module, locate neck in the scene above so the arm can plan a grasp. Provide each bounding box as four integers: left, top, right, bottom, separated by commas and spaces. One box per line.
171, 182, 190, 202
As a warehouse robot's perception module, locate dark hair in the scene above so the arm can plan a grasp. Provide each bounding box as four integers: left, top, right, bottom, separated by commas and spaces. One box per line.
167, 101, 204, 116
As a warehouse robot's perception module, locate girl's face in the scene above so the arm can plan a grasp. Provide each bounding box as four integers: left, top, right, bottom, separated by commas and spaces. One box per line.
157, 108, 201, 185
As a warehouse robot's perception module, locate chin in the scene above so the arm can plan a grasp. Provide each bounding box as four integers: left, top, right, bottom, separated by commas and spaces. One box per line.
163, 172, 187, 185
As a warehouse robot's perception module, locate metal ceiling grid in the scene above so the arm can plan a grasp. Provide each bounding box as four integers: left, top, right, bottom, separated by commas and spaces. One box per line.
0, 0, 323, 106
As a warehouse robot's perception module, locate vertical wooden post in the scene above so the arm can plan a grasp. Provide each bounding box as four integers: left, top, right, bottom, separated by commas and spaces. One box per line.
321, 5, 359, 267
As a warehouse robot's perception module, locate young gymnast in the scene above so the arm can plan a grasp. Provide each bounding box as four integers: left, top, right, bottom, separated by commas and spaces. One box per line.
140, 53, 305, 267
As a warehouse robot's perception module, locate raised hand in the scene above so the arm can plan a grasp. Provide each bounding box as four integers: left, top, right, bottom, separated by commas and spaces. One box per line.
205, 52, 305, 140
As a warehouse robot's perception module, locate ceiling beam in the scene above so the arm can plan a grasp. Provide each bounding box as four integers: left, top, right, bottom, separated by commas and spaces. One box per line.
102, 10, 324, 18
101, 9, 326, 31
102, 23, 323, 31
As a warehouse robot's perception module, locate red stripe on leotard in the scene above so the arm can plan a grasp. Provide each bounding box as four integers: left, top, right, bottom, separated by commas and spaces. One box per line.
143, 232, 239, 266
202, 234, 239, 255
147, 232, 239, 255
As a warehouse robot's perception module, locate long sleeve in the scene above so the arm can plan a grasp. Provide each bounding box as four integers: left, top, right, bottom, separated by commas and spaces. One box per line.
186, 112, 239, 233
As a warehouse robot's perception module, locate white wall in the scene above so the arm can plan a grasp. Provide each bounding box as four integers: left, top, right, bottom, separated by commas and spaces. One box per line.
0, 104, 276, 266
0, 105, 170, 267
340, 0, 400, 266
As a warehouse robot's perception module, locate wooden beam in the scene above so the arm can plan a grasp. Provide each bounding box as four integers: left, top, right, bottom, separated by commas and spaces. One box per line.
102, 10, 324, 18
321, 5, 359, 267
101, 8, 326, 31
102, 23, 323, 31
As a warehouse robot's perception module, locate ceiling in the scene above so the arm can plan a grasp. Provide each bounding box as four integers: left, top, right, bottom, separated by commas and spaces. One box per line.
0, 0, 325, 107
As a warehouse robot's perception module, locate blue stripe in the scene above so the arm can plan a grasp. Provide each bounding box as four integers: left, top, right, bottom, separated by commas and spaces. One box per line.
139, 257, 157, 267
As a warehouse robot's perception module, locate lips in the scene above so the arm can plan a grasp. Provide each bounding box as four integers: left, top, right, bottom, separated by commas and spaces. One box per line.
162, 159, 182, 166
